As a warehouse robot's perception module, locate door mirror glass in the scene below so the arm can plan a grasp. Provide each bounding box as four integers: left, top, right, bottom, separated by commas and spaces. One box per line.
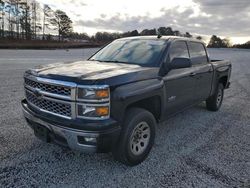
170, 58, 191, 69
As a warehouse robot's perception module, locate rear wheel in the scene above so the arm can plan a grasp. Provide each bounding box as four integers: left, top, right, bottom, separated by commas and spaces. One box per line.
112, 108, 156, 166
206, 83, 224, 111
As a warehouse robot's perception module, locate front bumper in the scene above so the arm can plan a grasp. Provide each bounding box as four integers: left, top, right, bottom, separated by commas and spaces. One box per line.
21, 99, 121, 153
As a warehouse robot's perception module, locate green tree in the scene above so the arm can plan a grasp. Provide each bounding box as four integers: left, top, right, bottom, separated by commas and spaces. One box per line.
67, 32, 90, 40
234, 41, 250, 49
208, 35, 231, 48
122, 30, 139, 37
94, 32, 118, 42
222, 38, 231, 48
140, 28, 157, 35
157, 27, 174, 35
49, 10, 73, 41
173, 30, 181, 36
130, 30, 139, 36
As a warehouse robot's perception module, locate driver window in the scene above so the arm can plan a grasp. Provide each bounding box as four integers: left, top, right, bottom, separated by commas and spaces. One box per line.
169, 41, 189, 62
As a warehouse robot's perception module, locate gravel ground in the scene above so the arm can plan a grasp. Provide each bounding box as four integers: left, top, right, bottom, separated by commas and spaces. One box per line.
0, 48, 249, 187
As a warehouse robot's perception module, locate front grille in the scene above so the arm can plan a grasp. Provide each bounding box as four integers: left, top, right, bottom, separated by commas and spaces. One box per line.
26, 90, 72, 118
25, 78, 71, 96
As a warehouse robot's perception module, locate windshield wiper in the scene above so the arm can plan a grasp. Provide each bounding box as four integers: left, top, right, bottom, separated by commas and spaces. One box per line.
88, 59, 103, 62
89, 59, 133, 64
101, 60, 129, 64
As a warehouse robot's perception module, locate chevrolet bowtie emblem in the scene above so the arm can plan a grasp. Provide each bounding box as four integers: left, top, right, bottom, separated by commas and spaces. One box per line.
34, 88, 43, 99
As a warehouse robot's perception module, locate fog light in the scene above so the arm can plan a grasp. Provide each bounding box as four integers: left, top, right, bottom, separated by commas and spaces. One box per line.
84, 137, 97, 143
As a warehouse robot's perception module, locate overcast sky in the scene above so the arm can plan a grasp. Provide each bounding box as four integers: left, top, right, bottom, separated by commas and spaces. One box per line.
37, 0, 250, 44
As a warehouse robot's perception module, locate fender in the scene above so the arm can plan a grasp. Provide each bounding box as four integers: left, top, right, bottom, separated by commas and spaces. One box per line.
111, 79, 165, 122
210, 62, 232, 96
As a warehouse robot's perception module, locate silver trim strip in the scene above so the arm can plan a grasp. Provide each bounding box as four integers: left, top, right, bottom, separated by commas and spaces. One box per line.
25, 74, 76, 101
25, 74, 77, 88
25, 85, 72, 101
26, 89, 72, 105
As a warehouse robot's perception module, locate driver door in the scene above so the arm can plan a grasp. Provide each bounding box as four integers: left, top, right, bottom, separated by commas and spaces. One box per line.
163, 41, 197, 117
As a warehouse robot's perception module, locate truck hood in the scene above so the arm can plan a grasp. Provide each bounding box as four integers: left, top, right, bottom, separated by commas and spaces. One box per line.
28, 60, 159, 86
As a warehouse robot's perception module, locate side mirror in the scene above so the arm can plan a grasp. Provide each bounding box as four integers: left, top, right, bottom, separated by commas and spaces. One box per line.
170, 58, 191, 69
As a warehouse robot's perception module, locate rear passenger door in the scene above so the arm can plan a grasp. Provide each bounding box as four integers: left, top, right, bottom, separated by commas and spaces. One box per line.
188, 42, 213, 101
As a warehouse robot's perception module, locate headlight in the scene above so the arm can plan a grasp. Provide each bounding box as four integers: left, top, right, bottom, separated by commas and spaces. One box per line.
77, 104, 110, 119
76, 85, 110, 120
77, 85, 109, 101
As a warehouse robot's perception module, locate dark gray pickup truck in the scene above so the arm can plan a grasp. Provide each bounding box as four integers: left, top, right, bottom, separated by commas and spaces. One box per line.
22, 36, 231, 166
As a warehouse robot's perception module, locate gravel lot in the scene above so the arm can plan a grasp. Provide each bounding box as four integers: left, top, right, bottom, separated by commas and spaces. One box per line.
0, 48, 249, 187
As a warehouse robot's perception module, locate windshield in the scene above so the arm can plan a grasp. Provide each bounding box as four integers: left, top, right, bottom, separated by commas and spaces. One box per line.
89, 39, 166, 66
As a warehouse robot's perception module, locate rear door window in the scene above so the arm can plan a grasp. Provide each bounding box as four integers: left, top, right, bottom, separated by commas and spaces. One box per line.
188, 42, 208, 65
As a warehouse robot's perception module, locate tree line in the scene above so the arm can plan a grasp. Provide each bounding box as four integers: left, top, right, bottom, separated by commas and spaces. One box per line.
0, 0, 201, 43
0, 0, 249, 48
0, 0, 73, 40
89, 29, 250, 49
207, 35, 231, 48
207, 35, 250, 49
95, 28, 194, 41
233, 41, 250, 49
92, 32, 250, 49
91, 27, 200, 42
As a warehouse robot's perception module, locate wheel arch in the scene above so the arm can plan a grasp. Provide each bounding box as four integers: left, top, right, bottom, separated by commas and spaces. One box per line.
218, 76, 228, 88
125, 95, 162, 123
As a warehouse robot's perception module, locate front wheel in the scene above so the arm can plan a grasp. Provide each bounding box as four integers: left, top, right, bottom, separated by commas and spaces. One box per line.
206, 83, 224, 111
112, 108, 156, 166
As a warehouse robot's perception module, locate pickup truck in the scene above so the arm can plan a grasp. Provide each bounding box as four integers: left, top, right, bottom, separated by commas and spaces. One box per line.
21, 36, 231, 166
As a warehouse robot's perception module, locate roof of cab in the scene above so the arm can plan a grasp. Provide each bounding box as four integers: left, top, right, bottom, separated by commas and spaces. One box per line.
117, 35, 204, 44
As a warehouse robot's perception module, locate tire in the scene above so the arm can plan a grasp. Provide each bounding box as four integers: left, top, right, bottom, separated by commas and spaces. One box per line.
112, 108, 156, 166
206, 83, 224, 111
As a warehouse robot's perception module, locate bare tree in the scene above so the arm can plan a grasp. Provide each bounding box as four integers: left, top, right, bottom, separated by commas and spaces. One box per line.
4, 0, 15, 38
49, 10, 72, 41
19, 0, 31, 39
0, 0, 5, 38
8, 0, 22, 39
3, 0, 16, 38
31, 0, 40, 39
42, 4, 53, 40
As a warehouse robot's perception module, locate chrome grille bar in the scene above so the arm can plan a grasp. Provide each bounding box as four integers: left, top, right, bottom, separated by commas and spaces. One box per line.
25, 89, 73, 119
25, 78, 71, 95
24, 74, 77, 119
24, 74, 77, 101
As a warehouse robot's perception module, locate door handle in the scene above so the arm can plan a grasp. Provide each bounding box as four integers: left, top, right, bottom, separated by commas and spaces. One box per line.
189, 72, 196, 77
